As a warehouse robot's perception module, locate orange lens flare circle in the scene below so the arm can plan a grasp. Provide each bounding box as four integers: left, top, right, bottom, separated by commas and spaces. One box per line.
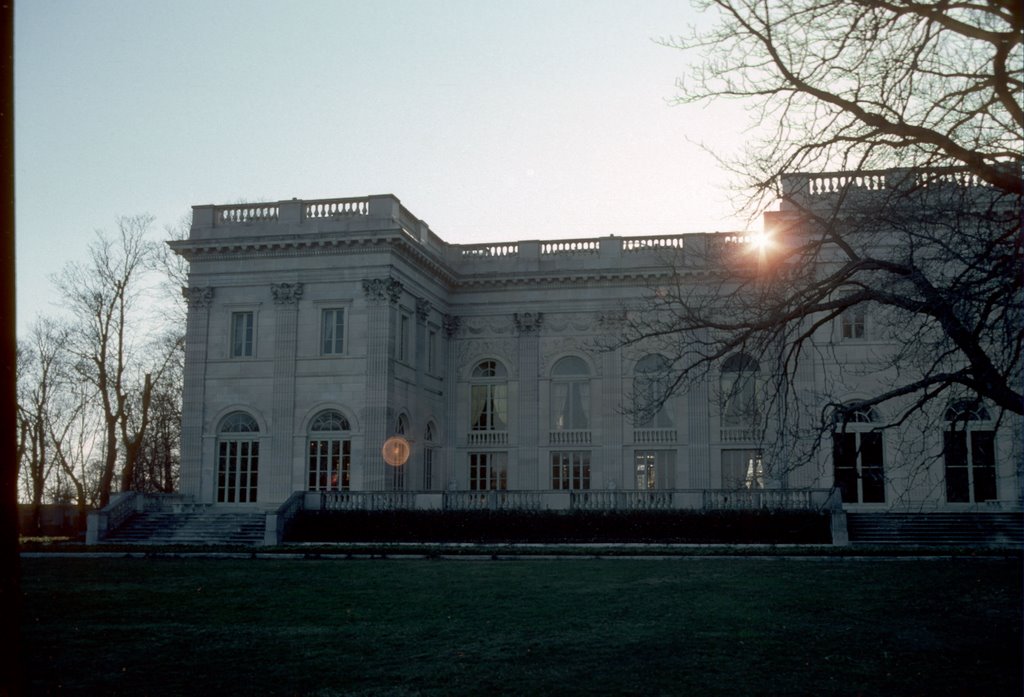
382, 436, 410, 467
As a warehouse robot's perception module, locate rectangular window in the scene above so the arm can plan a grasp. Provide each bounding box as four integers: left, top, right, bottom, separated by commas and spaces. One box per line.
427, 330, 438, 373
469, 452, 508, 490
423, 448, 434, 490
321, 308, 345, 355
635, 450, 674, 490
471, 384, 508, 431
231, 311, 254, 357
551, 451, 591, 490
832, 432, 884, 503
841, 305, 866, 340
721, 449, 764, 490
398, 313, 411, 362
944, 430, 997, 503
307, 438, 351, 491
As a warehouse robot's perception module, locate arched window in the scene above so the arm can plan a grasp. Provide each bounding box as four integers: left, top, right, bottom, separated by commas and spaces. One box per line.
943, 400, 996, 503
551, 356, 590, 431
308, 409, 351, 492
423, 421, 438, 490
720, 353, 761, 429
470, 360, 508, 432
388, 413, 410, 491
634, 354, 672, 428
832, 405, 884, 504
217, 412, 259, 503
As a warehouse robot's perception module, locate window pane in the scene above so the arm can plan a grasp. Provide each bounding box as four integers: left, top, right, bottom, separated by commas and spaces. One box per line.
832, 434, 858, 503
944, 431, 970, 502
971, 431, 997, 502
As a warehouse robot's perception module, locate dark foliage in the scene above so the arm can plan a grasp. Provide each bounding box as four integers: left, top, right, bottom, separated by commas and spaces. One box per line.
285, 509, 831, 545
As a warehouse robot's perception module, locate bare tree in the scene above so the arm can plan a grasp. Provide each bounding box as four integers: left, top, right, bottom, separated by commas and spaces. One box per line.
15, 323, 69, 533
53, 216, 179, 507
618, 1, 1022, 484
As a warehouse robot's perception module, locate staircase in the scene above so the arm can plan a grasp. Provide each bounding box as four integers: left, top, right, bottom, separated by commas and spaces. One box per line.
100, 510, 267, 546
846, 512, 1024, 546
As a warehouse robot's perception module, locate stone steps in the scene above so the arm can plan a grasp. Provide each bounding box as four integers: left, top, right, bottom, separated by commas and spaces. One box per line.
847, 512, 1024, 546
102, 511, 266, 546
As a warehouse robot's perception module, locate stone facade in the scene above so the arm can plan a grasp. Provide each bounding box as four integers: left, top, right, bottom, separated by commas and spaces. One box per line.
169, 176, 1021, 513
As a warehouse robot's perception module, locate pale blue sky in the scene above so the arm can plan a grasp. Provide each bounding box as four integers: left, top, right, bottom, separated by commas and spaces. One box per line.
15, 0, 751, 334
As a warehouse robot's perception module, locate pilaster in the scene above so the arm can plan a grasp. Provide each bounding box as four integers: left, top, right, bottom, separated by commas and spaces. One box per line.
443, 314, 461, 489
514, 312, 542, 488
269, 283, 302, 502
362, 277, 402, 490
180, 287, 213, 501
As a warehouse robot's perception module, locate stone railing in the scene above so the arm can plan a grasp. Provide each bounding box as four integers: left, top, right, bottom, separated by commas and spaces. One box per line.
86, 491, 145, 544
541, 239, 600, 255
444, 490, 549, 511
633, 428, 677, 444
720, 427, 758, 443
549, 429, 592, 445
321, 491, 418, 511
702, 488, 834, 511
780, 166, 1013, 207
304, 197, 369, 219
459, 243, 519, 258
215, 203, 280, 224
466, 431, 509, 446
623, 235, 685, 253
264, 491, 306, 545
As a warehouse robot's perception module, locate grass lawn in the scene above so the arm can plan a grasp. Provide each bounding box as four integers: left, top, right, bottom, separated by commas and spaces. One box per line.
19, 557, 1022, 696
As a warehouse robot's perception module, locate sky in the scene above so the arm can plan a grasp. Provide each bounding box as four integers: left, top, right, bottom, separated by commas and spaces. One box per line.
15, 0, 755, 335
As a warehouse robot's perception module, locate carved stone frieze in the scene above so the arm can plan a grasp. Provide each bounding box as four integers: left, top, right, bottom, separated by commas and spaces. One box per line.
538, 338, 602, 377
270, 282, 304, 304
455, 338, 518, 378
462, 316, 515, 336
513, 312, 544, 334
182, 286, 214, 308
362, 277, 403, 304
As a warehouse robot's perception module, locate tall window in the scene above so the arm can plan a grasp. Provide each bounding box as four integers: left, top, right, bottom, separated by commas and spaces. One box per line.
722, 449, 764, 489
720, 353, 760, 429
307, 410, 351, 491
423, 421, 437, 490
389, 414, 410, 490
470, 452, 507, 490
634, 354, 673, 428
398, 313, 411, 362
635, 450, 674, 489
551, 356, 590, 431
231, 311, 254, 357
470, 360, 508, 432
944, 400, 996, 503
841, 304, 866, 340
427, 330, 438, 373
832, 406, 885, 504
321, 308, 345, 355
217, 412, 259, 502
551, 451, 591, 490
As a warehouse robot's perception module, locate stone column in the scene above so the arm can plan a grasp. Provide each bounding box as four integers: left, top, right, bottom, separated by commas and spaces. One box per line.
687, 375, 712, 489
413, 298, 431, 489
362, 277, 402, 490
514, 312, 542, 489
688, 330, 712, 488
180, 286, 213, 501
602, 347, 623, 490
442, 314, 461, 490
268, 283, 303, 503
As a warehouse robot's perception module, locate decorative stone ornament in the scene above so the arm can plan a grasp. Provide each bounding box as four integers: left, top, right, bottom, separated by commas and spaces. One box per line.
415, 297, 432, 322
514, 312, 543, 334
270, 282, 304, 304
182, 286, 214, 307
362, 277, 403, 304
442, 314, 462, 337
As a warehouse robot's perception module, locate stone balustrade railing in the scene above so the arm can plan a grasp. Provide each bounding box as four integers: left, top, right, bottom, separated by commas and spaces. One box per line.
216, 203, 280, 224
633, 428, 677, 444
548, 429, 592, 445
623, 235, 685, 252
459, 243, 519, 258
304, 197, 369, 219
466, 431, 509, 446
541, 239, 600, 255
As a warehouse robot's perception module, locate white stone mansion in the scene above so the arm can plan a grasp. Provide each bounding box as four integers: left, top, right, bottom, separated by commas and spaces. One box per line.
167, 169, 1022, 516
